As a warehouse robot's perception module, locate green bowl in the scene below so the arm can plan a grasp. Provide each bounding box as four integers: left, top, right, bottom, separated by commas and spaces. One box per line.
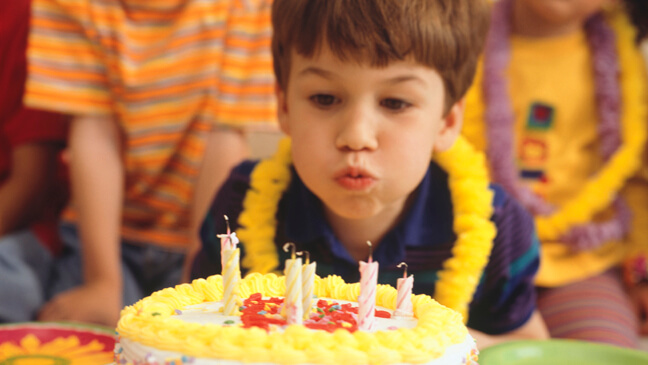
479, 339, 648, 365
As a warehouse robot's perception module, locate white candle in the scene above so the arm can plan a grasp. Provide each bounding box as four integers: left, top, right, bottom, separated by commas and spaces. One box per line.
395, 262, 413, 317
300, 251, 316, 319
218, 215, 240, 315
358, 241, 378, 331
222, 248, 241, 315
283, 243, 303, 324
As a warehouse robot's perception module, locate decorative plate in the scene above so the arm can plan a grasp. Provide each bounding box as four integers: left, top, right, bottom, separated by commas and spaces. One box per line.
479, 339, 648, 365
0, 322, 115, 364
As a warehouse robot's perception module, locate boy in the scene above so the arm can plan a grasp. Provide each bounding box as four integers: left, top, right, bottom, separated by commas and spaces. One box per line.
194, 0, 548, 348
24, 0, 276, 326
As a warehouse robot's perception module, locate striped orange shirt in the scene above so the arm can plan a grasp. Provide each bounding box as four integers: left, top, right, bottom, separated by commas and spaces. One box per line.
25, 0, 277, 249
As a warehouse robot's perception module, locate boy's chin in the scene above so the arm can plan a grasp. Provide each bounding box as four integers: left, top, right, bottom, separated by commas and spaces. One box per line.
322, 201, 382, 221
321, 197, 406, 223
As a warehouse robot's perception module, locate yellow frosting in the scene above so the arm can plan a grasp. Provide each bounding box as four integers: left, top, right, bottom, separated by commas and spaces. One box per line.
117, 273, 468, 365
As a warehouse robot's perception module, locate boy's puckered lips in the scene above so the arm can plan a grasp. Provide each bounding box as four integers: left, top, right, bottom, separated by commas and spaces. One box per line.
334, 166, 376, 190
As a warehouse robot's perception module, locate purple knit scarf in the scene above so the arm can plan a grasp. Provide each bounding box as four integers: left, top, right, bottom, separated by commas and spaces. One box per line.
483, 0, 631, 251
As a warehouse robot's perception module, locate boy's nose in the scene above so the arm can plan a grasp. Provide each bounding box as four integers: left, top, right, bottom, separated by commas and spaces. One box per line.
335, 106, 379, 152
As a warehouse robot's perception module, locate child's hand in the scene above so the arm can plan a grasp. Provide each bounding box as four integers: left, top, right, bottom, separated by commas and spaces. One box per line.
38, 282, 121, 327
628, 283, 648, 334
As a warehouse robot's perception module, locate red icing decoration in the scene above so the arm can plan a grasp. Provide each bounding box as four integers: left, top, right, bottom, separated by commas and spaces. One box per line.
375, 310, 391, 318
238, 294, 391, 333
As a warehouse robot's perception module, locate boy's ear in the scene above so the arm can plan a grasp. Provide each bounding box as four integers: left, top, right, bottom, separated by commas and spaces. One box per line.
276, 84, 290, 135
433, 99, 465, 152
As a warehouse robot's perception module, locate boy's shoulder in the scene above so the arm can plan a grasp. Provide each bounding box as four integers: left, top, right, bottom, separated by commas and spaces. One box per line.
489, 182, 515, 211
232, 159, 260, 176
491, 183, 535, 228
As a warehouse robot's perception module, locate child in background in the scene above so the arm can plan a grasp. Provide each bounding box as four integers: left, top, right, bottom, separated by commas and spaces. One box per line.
0, 0, 69, 322
194, 0, 549, 349
462, 0, 648, 347
24, 0, 276, 326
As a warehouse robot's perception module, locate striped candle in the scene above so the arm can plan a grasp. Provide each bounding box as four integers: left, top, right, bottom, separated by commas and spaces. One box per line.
395, 274, 414, 317
283, 256, 303, 324
358, 259, 378, 331
222, 248, 241, 315
282, 243, 303, 324
301, 260, 316, 319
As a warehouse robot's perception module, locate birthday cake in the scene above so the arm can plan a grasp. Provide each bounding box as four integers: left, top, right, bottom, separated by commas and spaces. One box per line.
114, 273, 478, 365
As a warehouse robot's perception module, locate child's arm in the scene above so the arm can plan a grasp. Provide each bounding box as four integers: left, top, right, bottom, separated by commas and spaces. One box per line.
181, 128, 249, 283
469, 310, 549, 349
0, 143, 63, 235
38, 115, 124, 327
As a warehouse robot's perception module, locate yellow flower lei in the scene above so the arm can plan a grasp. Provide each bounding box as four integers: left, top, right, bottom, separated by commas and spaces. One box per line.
236, 136, 497, 321
463, 9, 648, 241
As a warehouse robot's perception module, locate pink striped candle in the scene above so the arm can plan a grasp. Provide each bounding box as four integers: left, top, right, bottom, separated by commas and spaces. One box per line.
395, 263, 413, 317
358, 249, 378, 331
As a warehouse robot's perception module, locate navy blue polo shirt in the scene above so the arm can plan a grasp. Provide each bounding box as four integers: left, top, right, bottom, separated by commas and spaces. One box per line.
196, 160, 540, 335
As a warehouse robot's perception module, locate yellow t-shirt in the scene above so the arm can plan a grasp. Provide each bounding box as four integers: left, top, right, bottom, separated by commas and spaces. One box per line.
464, 30, 648, 287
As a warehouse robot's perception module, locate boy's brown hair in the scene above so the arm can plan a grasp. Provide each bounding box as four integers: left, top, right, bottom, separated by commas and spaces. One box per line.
271, 0, 490, 112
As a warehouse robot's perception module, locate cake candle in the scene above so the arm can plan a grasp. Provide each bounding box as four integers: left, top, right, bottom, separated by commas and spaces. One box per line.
219, 215, 240, 315
298, 251, 316, 319
283, 242, 303, 324
358, 241, 378, 331
217, 215, 239, 268
395, 262, 414, 317
221, 247, 241, 315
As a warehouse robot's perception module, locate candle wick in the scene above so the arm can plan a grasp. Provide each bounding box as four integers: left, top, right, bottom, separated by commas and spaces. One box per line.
397, 262, 408, 278
224, 215, 231, 235
298, 251, 310, 265
283, 242, 297, 260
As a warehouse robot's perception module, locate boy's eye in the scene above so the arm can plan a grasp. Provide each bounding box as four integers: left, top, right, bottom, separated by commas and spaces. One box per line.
310, 94, 338, 107
381, 98, 410, 111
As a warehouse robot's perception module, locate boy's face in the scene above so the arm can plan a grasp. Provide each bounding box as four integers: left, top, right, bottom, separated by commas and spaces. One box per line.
277, 46, 463, 223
